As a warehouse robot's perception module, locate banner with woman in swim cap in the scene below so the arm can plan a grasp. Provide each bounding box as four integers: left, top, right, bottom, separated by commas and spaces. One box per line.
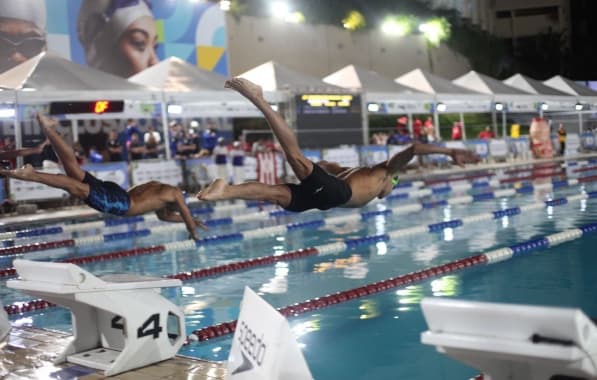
0, 0, 228, 77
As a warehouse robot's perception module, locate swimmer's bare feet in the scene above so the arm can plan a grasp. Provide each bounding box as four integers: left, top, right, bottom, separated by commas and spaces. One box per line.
225, 78, 264, 102
0, 164, 35, 180
196, 178, 227, 201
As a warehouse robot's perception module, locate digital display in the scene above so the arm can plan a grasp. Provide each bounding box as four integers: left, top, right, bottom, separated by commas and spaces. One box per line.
297, 94, 359, 115
49, 100, 124, 115
295, 94, 362, 148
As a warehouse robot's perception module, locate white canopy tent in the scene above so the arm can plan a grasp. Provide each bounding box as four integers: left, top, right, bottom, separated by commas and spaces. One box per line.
239, 60, 345, 94
0, 52, 161, 160
129, 57, 286, 157
0, 52, 159, 104
323, 64, 433, 141
239, 61, 359, 145
542, 75, 597, 134
453, 71, 537, 137
128, 56, 276, 118
395, 68, 491, 138
543, 75, 597, 109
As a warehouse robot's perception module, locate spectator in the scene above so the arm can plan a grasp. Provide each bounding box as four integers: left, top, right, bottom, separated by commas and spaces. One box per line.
176, 129, 197, 159
88, 146, 103, 163
558, 124, 567, 156
143, 124, 161, 145
478, 126, 495, 139
451, 121, 462, 140
169, 122, 184, 158
144, 133, 159, 159
396, 116, 408, 135
128, 132, 144, 160
424, 116, 436, 142
106, 129, 122, 162
413, 118, 426, 143
201, 126, 218, 155
213, 137, 228, 181
231, 140, 245, 184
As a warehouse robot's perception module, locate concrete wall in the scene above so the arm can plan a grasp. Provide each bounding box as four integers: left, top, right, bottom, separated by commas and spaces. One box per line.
226, 15, 471, 80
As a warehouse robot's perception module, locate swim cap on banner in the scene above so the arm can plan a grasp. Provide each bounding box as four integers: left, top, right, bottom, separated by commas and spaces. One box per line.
0, 0, 47, 30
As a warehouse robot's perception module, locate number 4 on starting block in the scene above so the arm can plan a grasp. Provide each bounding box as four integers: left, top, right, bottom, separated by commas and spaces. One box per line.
226, 287, 313, 380
7, 259, 186, 377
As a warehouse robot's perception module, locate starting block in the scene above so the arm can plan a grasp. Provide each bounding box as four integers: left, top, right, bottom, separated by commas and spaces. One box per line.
421, 297, 597, 380
7, 259, 185, 377
0, 300, 9, 345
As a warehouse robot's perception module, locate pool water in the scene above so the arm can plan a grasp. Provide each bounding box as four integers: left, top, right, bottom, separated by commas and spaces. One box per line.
3, 167, 597, 379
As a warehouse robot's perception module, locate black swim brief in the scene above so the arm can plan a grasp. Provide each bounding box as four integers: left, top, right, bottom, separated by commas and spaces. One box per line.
83, 172, 130, 216
284, 163, 353, 212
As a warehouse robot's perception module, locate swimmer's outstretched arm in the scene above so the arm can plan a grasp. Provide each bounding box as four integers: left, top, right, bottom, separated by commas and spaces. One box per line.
385, 143, 479, 175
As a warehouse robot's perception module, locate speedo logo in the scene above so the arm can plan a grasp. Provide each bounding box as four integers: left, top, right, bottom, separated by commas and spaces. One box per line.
232, 321, 267, 375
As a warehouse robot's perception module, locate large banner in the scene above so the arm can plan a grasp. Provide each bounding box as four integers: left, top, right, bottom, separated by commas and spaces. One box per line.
0, 0, 228, 76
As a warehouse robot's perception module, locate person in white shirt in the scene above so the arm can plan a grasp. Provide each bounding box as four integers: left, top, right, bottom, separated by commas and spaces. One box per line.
213, 137, 229, 182
143, 124, 161, 144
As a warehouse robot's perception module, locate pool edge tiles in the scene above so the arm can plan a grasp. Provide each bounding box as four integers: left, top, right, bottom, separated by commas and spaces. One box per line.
0, 326, 227, 380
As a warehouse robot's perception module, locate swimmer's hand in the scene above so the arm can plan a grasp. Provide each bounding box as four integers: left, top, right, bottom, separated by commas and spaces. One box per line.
450, 149, 480, 167
194, 218, 209, 231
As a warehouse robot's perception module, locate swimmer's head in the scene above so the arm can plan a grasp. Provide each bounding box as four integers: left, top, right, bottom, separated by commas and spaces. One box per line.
391, 175, 400, 187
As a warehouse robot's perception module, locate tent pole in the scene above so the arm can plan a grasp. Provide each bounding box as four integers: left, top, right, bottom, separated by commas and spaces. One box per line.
502, 110, 506, 138
459, 112, 466, 141
14, 92, 22, 169
491, 110, 498, 136
433, 109, 440, 141
361, 93, 369, 145
160, 93, 171, 159
407, 113, 413, 136
578, 111, 583, 134
71, 119, 78, 143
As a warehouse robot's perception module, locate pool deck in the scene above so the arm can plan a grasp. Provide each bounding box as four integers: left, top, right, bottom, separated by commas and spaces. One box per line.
0, 326, 227, 379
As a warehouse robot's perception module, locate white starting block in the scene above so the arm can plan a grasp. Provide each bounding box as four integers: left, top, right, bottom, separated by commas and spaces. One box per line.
421, 297, 597, 380
7, 259, 185, 377
226, 287, 313, 380
0, 300, 9, 345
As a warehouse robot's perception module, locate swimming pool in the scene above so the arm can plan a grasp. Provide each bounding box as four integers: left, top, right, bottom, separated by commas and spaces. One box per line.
3, 162, 597, 379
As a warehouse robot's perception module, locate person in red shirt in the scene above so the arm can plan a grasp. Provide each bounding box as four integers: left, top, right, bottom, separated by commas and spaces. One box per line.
478, 126, 495, 139
451, 121, 462, 140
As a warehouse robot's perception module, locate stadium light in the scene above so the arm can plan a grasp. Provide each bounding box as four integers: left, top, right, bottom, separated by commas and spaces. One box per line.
419, 17, 450, 46
575, 102, 584, 111
436, 102, 446, 112
220, 0, 231, 11
367, 103, 380, 112
343, 10, 366, 31
540, 103, 549, 111
495, 102, 504, 111
271, 2, 289, 19
285, 11, 305, 24
381, 15, 415, 37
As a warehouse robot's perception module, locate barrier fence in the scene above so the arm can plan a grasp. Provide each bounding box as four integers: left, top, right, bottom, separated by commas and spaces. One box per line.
4, 134, 597, 203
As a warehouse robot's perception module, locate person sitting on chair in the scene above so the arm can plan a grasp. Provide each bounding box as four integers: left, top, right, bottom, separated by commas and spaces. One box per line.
1, 114, 207, 240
